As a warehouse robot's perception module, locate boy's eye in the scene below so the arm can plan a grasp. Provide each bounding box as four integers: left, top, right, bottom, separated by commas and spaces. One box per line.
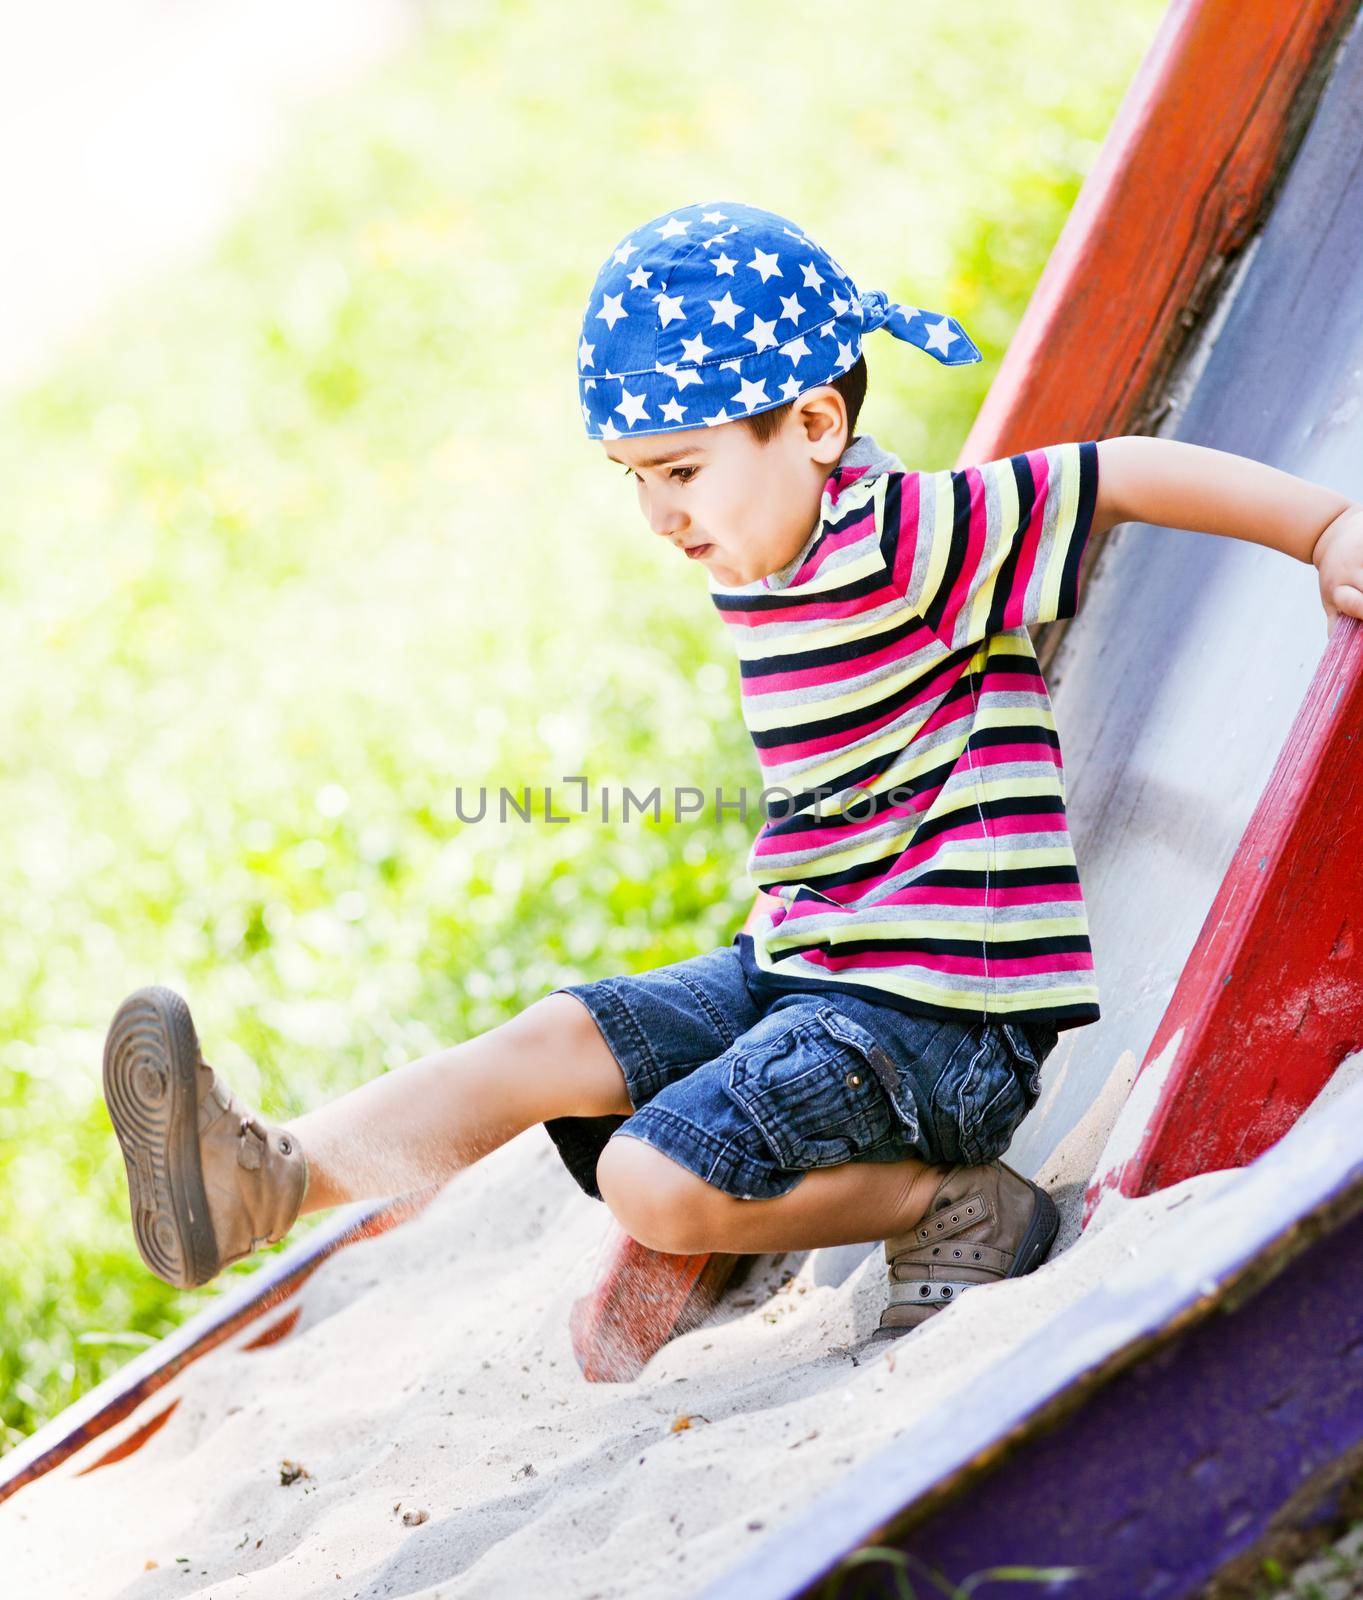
621, 465, 698, 483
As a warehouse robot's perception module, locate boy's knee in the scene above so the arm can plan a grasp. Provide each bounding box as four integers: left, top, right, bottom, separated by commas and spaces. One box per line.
596, 1134, 722, 1253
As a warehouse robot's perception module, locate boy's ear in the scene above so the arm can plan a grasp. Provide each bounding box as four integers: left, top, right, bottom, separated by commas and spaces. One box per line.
794, 385, 849, 465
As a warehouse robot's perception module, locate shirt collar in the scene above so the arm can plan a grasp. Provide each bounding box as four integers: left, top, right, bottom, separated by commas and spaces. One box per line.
761, 433, 905, 591
834, 431, 906, 480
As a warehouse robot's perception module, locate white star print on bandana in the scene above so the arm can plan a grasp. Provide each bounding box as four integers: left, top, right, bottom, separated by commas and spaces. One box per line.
577, 200, 982, 441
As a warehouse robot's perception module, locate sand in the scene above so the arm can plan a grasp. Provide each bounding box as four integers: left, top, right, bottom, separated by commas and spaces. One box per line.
5, 1054, 1359, 1599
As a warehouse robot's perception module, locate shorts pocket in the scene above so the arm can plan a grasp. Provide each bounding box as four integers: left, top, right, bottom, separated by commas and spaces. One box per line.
722, 1011, 894, 1171
814, 1005, 927, 1149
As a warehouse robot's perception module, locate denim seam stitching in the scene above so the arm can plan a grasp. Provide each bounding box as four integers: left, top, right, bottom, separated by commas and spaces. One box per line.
725, 1016, 847, 1147
592, 983, 665, 1102
673, 970, 744, 1049
618, 1103, 778, 1195
954, 1028, 996, 1166
970, 1078, 1026, 1165
1000, 1020, 1045, 1097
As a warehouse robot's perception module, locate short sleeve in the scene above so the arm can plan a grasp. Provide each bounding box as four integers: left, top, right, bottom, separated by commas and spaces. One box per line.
885, 440, 1100, 648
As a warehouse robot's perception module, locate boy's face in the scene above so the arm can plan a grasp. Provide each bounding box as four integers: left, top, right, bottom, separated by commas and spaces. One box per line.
602, 387, 849, 587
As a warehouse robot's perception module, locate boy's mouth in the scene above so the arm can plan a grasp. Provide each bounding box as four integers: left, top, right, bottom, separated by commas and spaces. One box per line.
684, 542, 713, 560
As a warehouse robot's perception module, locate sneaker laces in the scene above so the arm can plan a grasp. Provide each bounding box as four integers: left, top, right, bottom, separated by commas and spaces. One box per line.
238, 1108, 297, 1160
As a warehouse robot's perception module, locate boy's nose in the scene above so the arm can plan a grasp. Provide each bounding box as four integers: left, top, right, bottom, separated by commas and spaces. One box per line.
648, 504, 688, 540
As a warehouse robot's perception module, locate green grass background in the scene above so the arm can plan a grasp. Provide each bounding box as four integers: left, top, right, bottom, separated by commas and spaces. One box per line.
0, 0, 1169, 1453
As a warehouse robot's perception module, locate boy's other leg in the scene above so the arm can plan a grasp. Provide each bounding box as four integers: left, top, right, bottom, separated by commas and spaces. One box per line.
285, 992, 633, 1213
105, 985, 632, 1290
596, 1135, 952, 1255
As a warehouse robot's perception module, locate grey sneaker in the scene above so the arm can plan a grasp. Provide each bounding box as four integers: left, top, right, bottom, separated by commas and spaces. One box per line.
103, 986, 309, 1289
873, 1159, 1059, 1339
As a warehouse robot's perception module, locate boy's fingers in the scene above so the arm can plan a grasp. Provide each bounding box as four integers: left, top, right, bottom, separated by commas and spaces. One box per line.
1322, 583, 1363, 638
1332, 582, 1363, 621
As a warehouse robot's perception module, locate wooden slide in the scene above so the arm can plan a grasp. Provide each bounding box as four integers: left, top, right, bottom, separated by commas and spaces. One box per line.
5, 17, 1362, 1590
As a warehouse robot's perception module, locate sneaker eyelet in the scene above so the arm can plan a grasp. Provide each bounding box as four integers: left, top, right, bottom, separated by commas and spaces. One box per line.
974, 1251, 982, 1260
919, 1286, 930, 1297
941, 1287, 953, 1298
280, 1137, 292, 1154
953, 1249, 961, 1258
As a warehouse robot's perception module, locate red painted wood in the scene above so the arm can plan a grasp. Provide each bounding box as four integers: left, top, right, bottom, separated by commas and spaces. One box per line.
569, 1233, 746, 1383
1085, 616, 1363, 1220
962, 0, 1360, 455
74, 1398, 180, 1476
969, 0, 1359, 691
241, 1304, 304, 1351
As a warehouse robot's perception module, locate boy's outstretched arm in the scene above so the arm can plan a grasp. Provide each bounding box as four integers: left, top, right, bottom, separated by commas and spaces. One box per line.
1094, 436, 1363, 638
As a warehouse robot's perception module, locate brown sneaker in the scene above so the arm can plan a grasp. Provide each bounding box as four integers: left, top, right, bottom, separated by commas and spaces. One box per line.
102, 985, 309, 1289
872, 1159, 1059, 1340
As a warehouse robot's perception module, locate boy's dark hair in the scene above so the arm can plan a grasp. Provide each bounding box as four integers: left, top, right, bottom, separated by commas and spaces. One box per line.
738, 353, 868, 445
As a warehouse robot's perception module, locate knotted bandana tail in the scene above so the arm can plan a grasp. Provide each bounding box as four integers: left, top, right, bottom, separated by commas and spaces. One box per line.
857, 287, 981, 366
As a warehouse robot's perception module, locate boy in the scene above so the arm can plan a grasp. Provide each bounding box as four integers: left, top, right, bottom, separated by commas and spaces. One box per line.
103, 201, 1362, 1342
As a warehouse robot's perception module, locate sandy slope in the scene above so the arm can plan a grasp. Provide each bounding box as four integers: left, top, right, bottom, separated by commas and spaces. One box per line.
6, 1056, 1357, 1599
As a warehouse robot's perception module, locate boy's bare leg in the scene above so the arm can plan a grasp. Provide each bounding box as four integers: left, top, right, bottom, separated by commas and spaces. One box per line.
596, 1135, 953, 1256
282, 993, 633, 1214
698, 1158, 954, 1253
282, 988, 949, 1257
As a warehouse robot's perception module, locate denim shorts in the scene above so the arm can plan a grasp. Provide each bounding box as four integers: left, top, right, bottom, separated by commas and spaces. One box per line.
542, 943, 1058, 1203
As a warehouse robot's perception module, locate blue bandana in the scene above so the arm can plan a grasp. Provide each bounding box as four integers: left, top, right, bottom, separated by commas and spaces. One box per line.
577, 199, 981, 442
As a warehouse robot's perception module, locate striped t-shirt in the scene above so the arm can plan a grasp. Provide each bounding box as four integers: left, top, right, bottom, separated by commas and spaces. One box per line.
709, 430, 1102, 1032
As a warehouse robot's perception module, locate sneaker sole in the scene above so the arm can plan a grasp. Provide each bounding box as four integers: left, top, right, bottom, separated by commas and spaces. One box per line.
1010, 1178, 1061, 1279
870, 1176, 1061, 1343
103, 986, 218, 1289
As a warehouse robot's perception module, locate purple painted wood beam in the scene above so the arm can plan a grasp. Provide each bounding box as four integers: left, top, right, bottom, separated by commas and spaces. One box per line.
699, 1073, 1363, 1600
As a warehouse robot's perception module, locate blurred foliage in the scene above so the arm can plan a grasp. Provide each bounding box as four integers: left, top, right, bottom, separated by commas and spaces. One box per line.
0, 0, 1167, 1453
